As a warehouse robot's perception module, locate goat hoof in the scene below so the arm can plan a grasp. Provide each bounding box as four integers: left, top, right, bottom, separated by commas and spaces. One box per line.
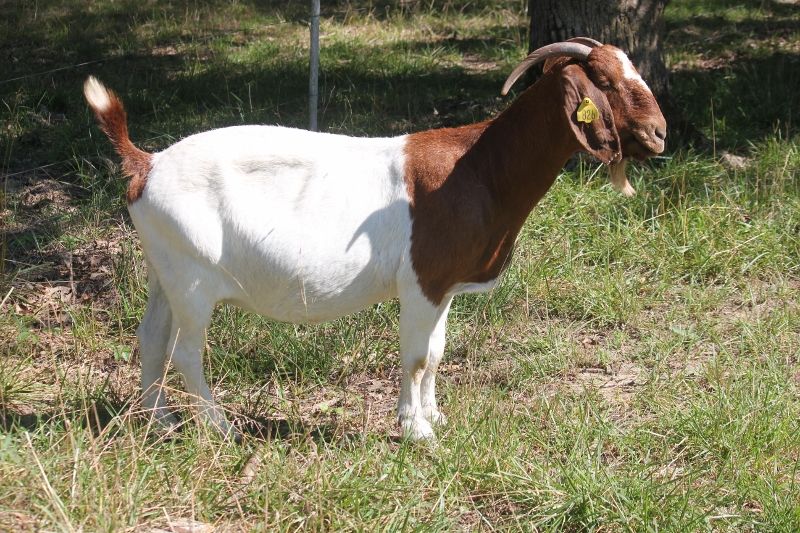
422, 406, 447, 426
146, 411, 182, 439
152, 411, 180, 429
209, 420, 242, 444
400, 416, 435, 441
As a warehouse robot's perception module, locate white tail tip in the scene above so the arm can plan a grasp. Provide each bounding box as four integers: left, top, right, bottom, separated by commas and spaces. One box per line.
83, 76, 111, 112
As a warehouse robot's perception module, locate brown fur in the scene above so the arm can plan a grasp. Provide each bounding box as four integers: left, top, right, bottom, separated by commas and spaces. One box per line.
405, 66, 621, 304
547, 46, 666, 159
87, 89, 152, 203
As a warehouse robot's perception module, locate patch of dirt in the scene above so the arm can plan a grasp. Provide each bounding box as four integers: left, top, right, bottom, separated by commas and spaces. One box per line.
2, 171, 143, 426
142, 518, 214, 533
4, 170, 136, 327
668, 8, 800, 72
150, 45, 180, 57
2, 333, 141, 401
16, 177, 76, 211
566, 360, 645, 406
9, 233, 133, 327
2, 175, 79, 235
456, 509, 484, 530
231, 369, 403, 440
671, 51, 738, 72
345, 370, 401, 430
0, 511, 40, 533
715, 279, 800, 325
466, 495, 521, 527
459, 53, 499, 73
719, 151, 750, 170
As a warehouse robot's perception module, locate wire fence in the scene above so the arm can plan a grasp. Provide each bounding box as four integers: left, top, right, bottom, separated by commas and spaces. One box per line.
0, 20, 306, 87
1, 14, 318, 180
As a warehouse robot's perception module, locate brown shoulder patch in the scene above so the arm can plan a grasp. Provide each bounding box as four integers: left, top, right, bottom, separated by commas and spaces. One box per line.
403, 71, 579, 305
403, 121, 550, 305
404, 123, 492, 304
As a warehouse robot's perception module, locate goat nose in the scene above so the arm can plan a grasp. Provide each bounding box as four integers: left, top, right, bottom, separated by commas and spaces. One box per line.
654, 124, 667, 141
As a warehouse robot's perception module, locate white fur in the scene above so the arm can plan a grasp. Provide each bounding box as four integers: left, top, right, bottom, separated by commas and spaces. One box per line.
83, 76, 111, 112
610, 159, 636, 197
615, 50, 651, 92
450, 279, 499, 295
131, 125, 477, 440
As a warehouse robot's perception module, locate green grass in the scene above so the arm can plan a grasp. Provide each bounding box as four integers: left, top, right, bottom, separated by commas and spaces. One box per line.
2, 0, 800, 530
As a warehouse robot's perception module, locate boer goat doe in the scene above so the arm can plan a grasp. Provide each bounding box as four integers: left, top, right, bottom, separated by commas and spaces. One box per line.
84, 38, 666, 441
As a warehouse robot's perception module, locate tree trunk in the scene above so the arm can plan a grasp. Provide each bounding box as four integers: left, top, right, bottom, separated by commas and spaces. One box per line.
527, 0, 704, 144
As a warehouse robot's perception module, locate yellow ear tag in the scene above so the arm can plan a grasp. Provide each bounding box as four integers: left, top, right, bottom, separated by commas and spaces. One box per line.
577, 97, 600, 124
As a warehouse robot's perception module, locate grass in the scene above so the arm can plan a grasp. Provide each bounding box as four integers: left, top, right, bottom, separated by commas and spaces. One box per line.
2, 0, 800, 530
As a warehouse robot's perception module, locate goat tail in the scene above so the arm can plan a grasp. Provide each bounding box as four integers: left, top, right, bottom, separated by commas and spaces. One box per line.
83, 76, 152, 203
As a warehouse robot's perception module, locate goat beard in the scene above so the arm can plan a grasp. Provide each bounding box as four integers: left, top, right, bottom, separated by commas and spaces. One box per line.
609, 158, 635, 197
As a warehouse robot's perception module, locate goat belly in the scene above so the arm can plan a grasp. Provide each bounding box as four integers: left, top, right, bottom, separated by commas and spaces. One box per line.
447, 279, 500, 296
128, 125, 415, 324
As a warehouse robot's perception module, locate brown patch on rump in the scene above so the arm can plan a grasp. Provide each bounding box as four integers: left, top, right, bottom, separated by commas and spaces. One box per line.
87, 89, 152, 203
404, 71, 582, 305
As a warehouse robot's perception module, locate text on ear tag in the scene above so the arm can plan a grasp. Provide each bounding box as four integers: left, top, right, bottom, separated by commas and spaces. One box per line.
577, 97, 600, 124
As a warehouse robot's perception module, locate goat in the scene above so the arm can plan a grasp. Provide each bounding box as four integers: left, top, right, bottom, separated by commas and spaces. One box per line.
84, 38, 666, 441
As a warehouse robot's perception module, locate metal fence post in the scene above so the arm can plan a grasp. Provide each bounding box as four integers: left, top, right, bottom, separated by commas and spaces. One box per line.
309, 0, 320, 131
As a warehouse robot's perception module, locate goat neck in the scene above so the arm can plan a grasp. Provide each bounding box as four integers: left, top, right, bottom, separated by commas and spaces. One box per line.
480, 69, 580, 211
404, 70, 579, 306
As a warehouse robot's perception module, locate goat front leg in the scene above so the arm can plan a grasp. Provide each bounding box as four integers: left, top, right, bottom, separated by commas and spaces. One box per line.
398, 289, 453, 441
420, 297, 451, 426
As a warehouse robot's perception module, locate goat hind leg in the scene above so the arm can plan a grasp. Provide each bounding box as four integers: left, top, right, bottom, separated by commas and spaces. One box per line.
167, 302, 238, 440
138, 272, 178, 429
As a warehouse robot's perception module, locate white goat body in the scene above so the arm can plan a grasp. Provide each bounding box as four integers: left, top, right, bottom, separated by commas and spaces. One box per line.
136, 126, 410, 323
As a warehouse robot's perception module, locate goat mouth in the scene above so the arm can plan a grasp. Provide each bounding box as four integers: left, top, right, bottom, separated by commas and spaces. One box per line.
622, 131, 664, 160
633, 129, 665, 157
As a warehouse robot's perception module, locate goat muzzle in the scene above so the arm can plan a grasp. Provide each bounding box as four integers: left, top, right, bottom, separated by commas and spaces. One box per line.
632, 120, 667, 157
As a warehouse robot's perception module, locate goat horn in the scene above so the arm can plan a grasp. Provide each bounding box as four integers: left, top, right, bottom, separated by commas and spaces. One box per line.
567, 36, 603, 48
501, 42, 593, 96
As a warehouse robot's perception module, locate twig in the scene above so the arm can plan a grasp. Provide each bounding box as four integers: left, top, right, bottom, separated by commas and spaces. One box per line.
66, 252, 76, 303
0, 286, 13, 311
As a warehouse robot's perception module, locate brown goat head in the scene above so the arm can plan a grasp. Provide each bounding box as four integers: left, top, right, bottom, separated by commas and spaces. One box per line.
581, 45, 666, 160
503, 38, 667, 196
559, 63, 622, 167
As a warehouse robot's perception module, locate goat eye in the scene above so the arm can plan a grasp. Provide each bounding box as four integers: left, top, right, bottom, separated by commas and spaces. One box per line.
594, 76, 611, 89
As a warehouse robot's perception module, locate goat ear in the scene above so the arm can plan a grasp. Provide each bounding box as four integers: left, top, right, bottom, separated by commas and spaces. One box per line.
543, 56, 571, 74
560, 65, 621, 165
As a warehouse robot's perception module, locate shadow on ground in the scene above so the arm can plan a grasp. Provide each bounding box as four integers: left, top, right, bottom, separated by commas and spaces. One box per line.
0, 401, 389, 447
